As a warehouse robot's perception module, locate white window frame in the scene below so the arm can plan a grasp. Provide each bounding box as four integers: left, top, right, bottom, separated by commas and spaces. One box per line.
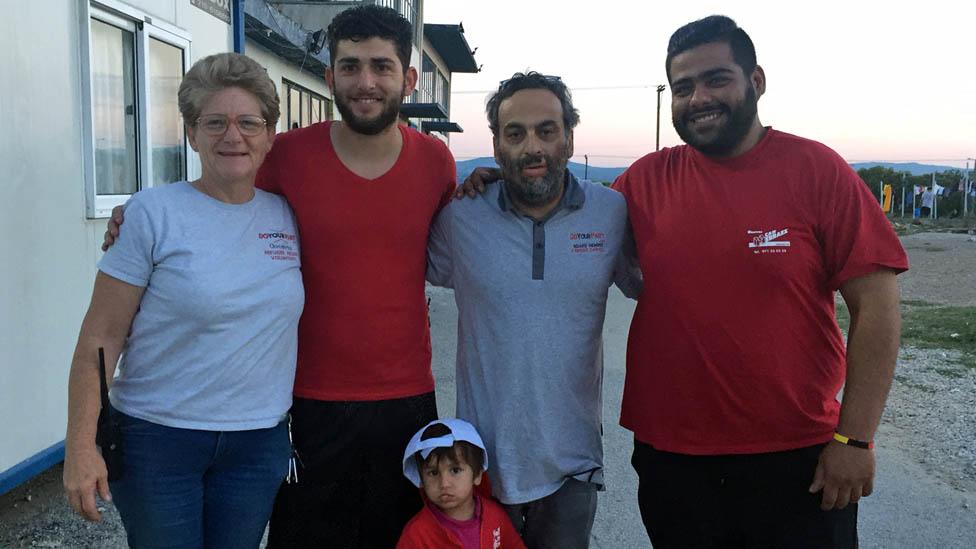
283, 79, 333, 130
80, 1, 192, 218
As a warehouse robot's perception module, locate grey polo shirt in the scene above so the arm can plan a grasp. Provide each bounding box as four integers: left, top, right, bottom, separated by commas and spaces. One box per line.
427, 174, 641, 504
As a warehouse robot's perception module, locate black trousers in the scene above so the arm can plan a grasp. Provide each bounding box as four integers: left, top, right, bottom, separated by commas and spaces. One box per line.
267, 393, 437, 548
632, 440, 858, 549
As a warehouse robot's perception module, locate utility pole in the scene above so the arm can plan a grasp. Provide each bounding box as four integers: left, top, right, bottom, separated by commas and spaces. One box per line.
232, 0, 245, 53
964, 159, 969, 218
966, 158, 974, 218
901, 174, 906, 218
655, 85, 666, 151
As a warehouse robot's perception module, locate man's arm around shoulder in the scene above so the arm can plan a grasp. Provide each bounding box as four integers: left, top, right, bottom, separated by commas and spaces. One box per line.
426, 203, 456, 288
608, 191, 642, 299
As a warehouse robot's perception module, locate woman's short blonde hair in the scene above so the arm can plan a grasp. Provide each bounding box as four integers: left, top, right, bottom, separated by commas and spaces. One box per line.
178, 53, 280, 127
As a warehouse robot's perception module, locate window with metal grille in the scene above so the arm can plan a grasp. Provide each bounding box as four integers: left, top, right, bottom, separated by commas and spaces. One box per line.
284, 80, 333, 130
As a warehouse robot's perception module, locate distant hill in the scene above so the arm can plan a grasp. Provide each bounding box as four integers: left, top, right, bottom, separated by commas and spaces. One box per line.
849, 162, 964, 176
456, 158, 965, 184
456, 157, 625, 183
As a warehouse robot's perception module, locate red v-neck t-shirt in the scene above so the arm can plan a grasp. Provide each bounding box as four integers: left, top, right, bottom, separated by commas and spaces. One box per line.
257, 121, 456, 400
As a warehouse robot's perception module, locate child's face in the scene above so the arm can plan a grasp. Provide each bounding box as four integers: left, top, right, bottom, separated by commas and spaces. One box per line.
420, 451, 483, 521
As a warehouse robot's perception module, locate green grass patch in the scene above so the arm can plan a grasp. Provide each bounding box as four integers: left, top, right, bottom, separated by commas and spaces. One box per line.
902, 303, 976, 357
890, 221, 926, 237
900, 300, 937, 308
835, 301, 851, 332
836, 300, 976, 370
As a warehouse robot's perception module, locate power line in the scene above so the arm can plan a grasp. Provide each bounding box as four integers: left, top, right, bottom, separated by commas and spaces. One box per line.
453, 153, 641, 162
846, 158, 970, 163
452, 84, 657, 95
453, 153, 972, 165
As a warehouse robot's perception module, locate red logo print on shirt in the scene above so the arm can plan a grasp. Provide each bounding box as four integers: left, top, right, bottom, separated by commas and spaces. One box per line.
259, 231, 299, 261
570, 231, 607, 253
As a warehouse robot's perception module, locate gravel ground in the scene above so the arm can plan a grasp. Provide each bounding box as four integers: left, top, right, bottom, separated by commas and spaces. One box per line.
880, 231, 976, 491
1, 230, 974, 547
0, 468, 125, 548
883, 346, 976, 491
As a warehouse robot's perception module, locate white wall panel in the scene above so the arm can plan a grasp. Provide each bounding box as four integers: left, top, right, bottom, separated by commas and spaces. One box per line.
0, 0, 229, 479
246, 41, 333, 133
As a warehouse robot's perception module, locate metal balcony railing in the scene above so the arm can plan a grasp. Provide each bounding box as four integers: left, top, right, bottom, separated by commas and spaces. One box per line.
405, 52, 449, 115
370, 0, 420, 46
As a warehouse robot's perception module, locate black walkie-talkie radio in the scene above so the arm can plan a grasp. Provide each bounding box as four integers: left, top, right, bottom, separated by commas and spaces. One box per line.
95, 347, 123, 481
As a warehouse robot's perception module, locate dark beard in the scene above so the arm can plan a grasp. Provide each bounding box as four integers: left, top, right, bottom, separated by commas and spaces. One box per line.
499, 152, 568, 207
673, 85, 758, 156
334, 87, 404, 136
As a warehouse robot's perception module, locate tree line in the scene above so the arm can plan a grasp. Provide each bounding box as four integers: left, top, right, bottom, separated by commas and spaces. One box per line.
856, 166, 975, 218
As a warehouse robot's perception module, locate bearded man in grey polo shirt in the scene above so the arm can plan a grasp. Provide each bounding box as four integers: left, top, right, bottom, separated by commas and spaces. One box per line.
426, 72, 641, 549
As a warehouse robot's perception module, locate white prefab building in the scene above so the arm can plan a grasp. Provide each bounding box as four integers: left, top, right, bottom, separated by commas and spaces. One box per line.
273, 0, 479, 143
0, 0, 334, 495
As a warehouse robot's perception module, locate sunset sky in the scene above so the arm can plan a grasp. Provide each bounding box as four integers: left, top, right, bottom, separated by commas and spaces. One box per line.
424, 0, 976, 169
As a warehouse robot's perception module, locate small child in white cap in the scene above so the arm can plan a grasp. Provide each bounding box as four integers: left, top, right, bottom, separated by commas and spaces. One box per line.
397, 418, 525, 549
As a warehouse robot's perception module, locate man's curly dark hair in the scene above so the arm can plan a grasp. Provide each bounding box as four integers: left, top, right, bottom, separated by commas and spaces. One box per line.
327, 5, 413, 73
486, 71, 580, 138
665, 15, 757, 81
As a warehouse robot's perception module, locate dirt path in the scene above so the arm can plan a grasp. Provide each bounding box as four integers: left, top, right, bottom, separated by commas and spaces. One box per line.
898, 232, 976, 307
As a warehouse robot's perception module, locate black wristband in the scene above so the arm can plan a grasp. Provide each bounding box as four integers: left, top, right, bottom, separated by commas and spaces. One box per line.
833, 432, 874, 450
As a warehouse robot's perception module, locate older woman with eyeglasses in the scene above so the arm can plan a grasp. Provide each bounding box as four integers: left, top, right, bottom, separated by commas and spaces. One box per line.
63, 53, 303, 548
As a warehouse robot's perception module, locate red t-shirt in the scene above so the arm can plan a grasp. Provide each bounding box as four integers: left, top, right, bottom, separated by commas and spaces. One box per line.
613, 129, 908, 455
257, 121, 455, 400
397, 494, 526, 549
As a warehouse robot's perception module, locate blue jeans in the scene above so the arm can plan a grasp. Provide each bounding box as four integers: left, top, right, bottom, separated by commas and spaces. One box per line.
109, 411, 289, 549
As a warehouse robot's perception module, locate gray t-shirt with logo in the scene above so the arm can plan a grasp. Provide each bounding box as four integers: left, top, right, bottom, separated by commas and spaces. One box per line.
99, 181, 304, 431
427, 175, 641, 504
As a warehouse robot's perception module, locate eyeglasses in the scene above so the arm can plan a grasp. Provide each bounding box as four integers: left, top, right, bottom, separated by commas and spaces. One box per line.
194, 114, 268, 137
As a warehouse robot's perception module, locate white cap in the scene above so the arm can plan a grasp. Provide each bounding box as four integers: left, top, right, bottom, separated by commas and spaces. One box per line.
402, 418, 489, 488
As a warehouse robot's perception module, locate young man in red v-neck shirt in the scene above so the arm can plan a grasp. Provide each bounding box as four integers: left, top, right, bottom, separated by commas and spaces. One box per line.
258, 6, 456, 548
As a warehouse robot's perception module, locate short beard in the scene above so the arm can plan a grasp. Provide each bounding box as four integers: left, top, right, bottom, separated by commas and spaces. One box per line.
334, 84, 405, 136
499, 151, 568, 208
674, 85, 757, 156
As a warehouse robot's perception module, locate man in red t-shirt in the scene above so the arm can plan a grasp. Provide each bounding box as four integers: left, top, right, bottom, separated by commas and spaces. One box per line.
258, 6, 455, 548
614, 16, 908, 548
